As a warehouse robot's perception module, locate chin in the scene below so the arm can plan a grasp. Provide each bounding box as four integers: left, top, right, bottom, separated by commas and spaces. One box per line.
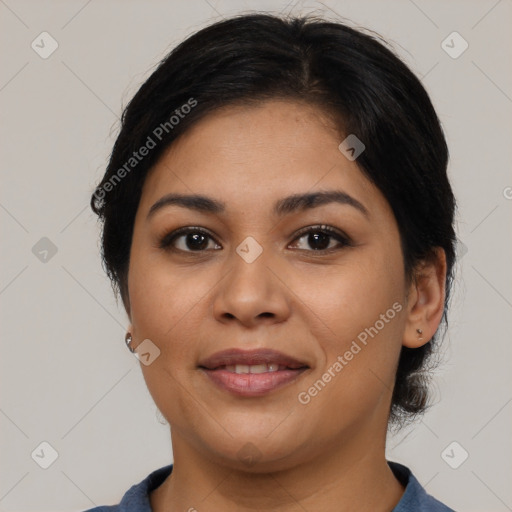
196, 427, 315, 473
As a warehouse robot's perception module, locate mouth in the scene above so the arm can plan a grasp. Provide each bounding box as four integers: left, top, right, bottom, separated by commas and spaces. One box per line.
212, 363, 300, 373
198, 348, 310, 397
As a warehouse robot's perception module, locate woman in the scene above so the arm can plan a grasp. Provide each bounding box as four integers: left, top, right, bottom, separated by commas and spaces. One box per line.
86, 13, 457, 511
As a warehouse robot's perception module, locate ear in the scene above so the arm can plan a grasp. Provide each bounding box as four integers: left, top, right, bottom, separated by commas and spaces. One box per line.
403, 247, 447, 349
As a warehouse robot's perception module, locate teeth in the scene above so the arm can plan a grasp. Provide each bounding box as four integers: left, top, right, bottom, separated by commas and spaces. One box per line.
248, 364, 267, 374
223, 364, 282, 374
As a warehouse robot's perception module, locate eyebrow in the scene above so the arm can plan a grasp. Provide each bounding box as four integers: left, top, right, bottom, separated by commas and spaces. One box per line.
147, 190, 369, 219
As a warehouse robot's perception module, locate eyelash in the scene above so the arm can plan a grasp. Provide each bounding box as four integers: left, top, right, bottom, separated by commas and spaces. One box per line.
158, 224, 352, 255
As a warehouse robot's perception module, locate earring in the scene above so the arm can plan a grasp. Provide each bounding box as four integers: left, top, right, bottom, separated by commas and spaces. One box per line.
125, 332, 135, 353
416, 328, 424, 342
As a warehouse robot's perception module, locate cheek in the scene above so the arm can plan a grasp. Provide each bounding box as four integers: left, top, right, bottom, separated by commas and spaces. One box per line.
127, 251, 213, 428
290, 246, 406, 407
315, 262, 404, 406
129, 246, 194, 325
127, 248, 220, 366
291, 246, 404, 341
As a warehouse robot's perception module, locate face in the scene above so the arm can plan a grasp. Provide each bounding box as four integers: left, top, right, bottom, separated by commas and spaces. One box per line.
127, 100, 409, 471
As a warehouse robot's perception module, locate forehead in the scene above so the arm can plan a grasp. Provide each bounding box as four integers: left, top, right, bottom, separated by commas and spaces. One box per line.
139, 100, 384, 216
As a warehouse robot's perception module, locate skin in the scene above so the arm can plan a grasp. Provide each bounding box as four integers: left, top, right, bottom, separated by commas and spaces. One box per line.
125, 99, 447, 511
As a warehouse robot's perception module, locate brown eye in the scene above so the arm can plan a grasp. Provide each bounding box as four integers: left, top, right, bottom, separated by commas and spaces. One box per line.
159, 227, 221, 252
289, 225, 351, 252
159, 224, 350, 255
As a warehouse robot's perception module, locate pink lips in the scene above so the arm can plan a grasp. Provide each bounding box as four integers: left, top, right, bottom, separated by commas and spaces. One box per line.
198, 348, 309, 397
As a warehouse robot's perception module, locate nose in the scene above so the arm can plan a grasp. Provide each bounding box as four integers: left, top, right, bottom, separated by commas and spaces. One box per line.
212, 244, 291, 328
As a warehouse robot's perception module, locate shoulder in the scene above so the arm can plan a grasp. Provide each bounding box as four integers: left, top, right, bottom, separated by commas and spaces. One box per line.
389, 461, 457, 512
81, 464, 173, 512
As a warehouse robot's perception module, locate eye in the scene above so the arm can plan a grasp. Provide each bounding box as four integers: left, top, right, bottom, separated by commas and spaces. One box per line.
289, 224, 351, 252
158, 224, 351, 254
158, 227, 221, 252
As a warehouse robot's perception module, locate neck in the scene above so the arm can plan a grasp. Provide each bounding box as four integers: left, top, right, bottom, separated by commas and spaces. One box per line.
150, 425, 404, 512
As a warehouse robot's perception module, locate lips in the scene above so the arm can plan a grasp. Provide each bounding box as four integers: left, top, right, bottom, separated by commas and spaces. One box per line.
198, 348, 309, 397
198, 348, 308, 370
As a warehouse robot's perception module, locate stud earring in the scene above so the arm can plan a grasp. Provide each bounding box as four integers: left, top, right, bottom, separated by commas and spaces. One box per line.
125, 332, 135, 353
416, 328, 424, 342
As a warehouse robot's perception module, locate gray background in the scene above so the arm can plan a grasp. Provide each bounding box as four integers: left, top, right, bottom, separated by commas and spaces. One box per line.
1, 0, 511, 510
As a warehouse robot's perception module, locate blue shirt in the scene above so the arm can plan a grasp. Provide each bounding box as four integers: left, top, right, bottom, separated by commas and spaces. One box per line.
83, 461, 455, 511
